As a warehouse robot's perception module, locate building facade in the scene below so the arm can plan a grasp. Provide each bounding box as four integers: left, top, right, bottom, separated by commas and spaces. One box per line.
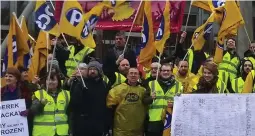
1, 1, 254, 59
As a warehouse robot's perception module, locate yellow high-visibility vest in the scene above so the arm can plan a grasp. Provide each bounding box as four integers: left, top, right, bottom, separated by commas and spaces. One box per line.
66, 45, 94, 77
103, 75, 109, 84
218, 52, 239, 83
231, 77, 244, 93
112, 72, 126, 87
148, 80, 183, 121
33, 89, 70, 136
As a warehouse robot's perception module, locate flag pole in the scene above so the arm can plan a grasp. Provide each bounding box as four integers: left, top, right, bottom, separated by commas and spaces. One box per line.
46, 34, 57, 92
244, 26, 252, 45
182, 12, 215, 61
181, 0, 193, 61
46, 32, 49, 72
48, 0, 87, 89
61, 33, 87, 89
184, 1, 193, 32
122, 0, 143, 55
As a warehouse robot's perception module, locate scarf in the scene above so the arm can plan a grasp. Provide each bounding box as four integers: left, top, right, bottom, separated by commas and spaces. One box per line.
196, 76, 218, 93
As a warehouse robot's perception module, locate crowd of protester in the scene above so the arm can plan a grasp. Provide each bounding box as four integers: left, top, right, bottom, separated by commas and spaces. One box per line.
1, 31, 255, 136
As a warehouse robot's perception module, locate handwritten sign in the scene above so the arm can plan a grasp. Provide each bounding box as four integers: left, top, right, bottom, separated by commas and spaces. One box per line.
171, 94, 255, 136
0, 99, 29, 136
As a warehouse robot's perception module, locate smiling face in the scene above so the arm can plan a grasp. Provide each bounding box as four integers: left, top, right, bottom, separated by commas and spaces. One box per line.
150, 63, 160, 78
203, 68, 214, 82
5, 74, 18, 86
226, 38, 236, 50
160, 65, 172, 80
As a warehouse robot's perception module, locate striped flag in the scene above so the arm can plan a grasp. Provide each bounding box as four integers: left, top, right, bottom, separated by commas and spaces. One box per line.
139, 1, 156, 68
155, 1, 170, 54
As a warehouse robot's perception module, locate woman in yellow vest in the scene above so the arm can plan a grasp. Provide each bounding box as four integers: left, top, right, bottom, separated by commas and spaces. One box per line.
193, 62, 227, 93
230, 59, 253, 93
30, 72, 70, 136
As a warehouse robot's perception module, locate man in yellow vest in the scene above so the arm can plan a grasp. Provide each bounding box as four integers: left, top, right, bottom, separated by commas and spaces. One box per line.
107, 68, 148, 136
65, 43, 94, 77
231, 59, 253, 93
107, 59, 130, 87
142, 62, 161, 87
244, 41, 255, 67
146, 63, 183, 136
218, 38, 240, 91
173, 60, 197, 93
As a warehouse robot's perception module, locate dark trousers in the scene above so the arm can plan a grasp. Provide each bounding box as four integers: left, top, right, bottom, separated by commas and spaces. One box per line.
146, 131, 163, 136
145, 121, 164, 136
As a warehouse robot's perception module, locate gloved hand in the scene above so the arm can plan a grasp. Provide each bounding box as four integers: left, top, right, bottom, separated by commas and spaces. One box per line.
20, 109, 29, 117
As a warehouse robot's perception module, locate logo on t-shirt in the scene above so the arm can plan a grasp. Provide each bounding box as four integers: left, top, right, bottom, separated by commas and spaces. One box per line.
125, 93, 139, 102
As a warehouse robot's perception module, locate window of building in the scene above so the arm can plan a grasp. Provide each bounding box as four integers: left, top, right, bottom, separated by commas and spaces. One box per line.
1, 1, 10, 26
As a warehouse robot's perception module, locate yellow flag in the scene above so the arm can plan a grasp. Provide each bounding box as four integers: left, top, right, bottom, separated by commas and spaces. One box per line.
7, 14, 18, 67
134, 1, 145, 25
101, 1, 134, 21
59, 0, 84, 37
79, 4, 105, 48
192, 1, 211, 12
155, 1, 170, 54
139, 1, 156, 68
34, 1, 60, 36
14, 15, 30, 67
28, 31, 49, 79
217, 1, 244, 41
214, 1, 244, 63
192, 13, 214, 51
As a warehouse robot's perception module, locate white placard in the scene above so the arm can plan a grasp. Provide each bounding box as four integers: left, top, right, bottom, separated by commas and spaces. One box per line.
0, 99, 29, 136
171, 94, 255, 136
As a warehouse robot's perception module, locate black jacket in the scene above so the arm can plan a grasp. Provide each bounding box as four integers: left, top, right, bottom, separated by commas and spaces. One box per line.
103, 47, 137, 78
68, 77, 110, 135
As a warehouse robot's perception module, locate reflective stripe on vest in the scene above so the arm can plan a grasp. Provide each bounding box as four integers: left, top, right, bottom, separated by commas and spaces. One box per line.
231, 77, 244, 93
216, 79, 226, 94
103, 75, 109, 84
251, 70, 255, 92
218, 52, 239, 80
148, 80, 181, 121
187, 49, 193, 71
33, 89, 70, 136
66, 45, 94, 76
112, 72, 126, 87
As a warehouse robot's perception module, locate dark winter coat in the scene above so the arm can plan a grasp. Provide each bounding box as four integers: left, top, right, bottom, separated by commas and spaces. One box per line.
68, 77, 110, 136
